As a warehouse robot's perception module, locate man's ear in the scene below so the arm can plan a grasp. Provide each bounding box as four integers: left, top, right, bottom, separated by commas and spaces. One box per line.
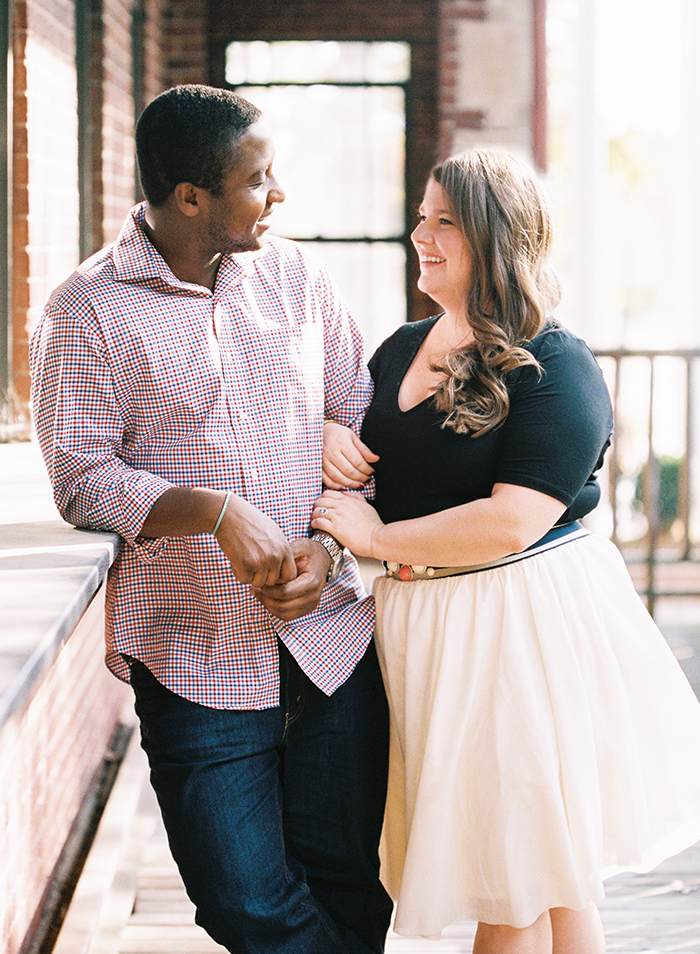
173, 182, 202, 217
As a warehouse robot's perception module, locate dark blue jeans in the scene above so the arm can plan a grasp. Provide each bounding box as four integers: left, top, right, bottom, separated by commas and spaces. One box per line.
129, 640, 392, 954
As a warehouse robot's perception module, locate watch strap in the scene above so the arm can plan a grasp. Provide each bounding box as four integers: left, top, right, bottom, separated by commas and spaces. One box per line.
312, 530, 345, 581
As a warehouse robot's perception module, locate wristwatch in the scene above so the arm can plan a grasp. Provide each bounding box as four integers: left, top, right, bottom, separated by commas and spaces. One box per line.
312, 530, 345, 583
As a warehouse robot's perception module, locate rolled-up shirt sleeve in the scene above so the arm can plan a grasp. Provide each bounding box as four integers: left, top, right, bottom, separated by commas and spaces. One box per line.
30, 306, 172, 557
29, 218, 377, 708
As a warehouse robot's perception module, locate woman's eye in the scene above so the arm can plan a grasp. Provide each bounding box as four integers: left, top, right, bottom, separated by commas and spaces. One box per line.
439, 218, 453, 226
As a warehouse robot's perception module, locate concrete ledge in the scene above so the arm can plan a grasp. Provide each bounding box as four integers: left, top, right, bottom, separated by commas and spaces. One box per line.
0, 442, 120, 728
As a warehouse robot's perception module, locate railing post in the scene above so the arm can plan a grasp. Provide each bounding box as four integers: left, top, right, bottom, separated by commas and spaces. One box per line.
594, 346, 700, 615
610, 356, 621, 549
645, 358, 658, 617
682, 356, 693, 560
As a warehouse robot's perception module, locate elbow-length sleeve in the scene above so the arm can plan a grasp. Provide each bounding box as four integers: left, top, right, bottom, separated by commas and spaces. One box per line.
495, 325, 614, 514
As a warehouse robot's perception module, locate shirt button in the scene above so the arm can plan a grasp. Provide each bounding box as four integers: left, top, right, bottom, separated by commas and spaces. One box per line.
249, 470, 259, 482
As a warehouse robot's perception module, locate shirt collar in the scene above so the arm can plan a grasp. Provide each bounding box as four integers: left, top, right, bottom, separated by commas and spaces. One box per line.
112, 203, 274, 295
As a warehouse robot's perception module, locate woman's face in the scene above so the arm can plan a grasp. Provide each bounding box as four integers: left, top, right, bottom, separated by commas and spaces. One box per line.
411, 178, 472, 317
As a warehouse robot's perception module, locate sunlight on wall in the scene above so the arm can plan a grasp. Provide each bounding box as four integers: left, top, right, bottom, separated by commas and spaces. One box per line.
546, 0, 700, 545
25, 36, 80, 335
547, 0, 686, 351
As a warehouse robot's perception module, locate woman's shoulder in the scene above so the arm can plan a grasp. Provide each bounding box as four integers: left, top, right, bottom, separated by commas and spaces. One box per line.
526, 319, 594, 361
518, 320, 612, 419
369, 314, 441, 372
379, 314, 441, 349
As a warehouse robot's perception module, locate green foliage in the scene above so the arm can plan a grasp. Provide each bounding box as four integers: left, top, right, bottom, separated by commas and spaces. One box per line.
634, 455, 682, 530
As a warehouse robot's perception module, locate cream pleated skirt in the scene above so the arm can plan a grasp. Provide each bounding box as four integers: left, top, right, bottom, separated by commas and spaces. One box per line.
373, 532, 700, 936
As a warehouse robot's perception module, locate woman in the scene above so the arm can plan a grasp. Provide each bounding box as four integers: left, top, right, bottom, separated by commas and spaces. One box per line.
312, 149, 700, 953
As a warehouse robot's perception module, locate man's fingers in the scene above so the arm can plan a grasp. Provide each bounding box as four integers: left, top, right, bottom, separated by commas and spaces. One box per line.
279, 550, 298, 584
233, 551, 298, 588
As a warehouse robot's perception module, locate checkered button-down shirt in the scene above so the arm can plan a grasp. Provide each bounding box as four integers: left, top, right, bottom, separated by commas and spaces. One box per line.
30, 203, 375, 709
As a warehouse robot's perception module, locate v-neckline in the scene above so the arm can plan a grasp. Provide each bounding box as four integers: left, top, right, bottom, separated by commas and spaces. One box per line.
396, 316, 443, 414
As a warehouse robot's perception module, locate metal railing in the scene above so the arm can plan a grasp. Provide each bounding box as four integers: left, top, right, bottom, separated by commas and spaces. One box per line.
594, 348, 700, 617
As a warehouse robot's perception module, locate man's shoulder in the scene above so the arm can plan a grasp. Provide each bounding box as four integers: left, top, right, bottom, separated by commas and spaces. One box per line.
45, 244, 117, 312
256, 236, 327, 276
45, 203, 154, 313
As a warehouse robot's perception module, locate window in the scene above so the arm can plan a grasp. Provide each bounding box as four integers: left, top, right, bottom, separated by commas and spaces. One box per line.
225, 40, 410, 355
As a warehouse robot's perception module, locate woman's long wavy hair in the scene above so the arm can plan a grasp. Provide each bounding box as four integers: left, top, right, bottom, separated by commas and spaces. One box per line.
429, 149, 561, 436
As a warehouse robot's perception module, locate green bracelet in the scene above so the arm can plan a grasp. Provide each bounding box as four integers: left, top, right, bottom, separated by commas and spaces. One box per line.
212, 492, 231, 535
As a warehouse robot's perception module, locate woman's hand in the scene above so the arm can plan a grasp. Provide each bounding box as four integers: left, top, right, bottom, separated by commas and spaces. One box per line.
323, 421, 379, 489
311, 490, 384, 558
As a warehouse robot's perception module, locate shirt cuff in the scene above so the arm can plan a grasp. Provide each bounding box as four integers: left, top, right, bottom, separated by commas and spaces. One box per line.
114, 473, 174, 562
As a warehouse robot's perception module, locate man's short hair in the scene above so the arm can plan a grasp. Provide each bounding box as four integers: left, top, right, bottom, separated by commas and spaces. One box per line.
136, 84, 262, 206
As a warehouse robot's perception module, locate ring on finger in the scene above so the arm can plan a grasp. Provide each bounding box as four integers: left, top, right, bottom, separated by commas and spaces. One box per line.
318, 507, 328, 515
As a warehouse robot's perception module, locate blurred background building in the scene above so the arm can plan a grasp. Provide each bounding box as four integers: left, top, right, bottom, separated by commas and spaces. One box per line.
0, 0, 551, 438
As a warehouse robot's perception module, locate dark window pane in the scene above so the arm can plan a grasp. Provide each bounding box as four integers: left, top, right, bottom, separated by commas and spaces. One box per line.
227, 40, 409, 350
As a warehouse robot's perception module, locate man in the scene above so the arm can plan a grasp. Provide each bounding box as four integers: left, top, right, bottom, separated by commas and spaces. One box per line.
30, 85, 392, 954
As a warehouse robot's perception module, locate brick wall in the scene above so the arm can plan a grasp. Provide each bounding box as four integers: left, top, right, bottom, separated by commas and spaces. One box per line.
8, 0, 540, 423
141, 0, 166, 114
99, 0, 139, 245
11, 0, 183, 425
12, 0, 80, 432
438, 0, 488, 157
0, 587, 130, 954
161, 0, 208, 88
438, 0, 538, 159
4, 5, 163, 947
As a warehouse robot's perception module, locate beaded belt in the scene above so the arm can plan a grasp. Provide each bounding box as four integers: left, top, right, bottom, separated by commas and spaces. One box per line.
383, 521, 589, 582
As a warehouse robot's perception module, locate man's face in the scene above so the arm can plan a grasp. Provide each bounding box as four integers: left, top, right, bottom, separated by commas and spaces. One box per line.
202, 120, 285, 254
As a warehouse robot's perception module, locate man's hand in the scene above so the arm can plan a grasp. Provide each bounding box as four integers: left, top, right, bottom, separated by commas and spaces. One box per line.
139, 486, 297, 588
253, 538, 330, 621
216, 495, 298, 588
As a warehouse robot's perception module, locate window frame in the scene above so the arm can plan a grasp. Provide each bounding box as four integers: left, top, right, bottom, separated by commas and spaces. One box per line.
223, 38, 413, 322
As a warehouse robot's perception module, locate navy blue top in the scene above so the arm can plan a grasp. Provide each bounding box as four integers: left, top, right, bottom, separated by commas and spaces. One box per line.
362, 317, 614, 525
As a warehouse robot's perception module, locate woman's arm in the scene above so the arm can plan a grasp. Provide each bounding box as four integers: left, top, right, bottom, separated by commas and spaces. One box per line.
312, 482, 567, 567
